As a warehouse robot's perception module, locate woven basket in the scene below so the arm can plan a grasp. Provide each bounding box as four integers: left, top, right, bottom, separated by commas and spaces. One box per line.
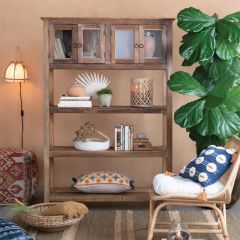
21, 203, 84, 232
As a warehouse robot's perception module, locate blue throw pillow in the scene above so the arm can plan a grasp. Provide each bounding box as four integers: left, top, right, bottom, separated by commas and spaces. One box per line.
0, 218, 34, 240
179, 145, 235, 187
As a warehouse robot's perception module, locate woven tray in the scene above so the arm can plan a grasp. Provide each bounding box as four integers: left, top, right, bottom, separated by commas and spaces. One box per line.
21, 203, 83, 232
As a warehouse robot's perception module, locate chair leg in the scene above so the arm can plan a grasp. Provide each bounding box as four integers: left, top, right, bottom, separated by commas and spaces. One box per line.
211, 204, 229, 240
147, 202, 169, 240
148, 198, 155, 233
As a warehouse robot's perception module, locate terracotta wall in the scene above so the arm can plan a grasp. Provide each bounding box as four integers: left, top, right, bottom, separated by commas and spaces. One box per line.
0, 0, 239, 188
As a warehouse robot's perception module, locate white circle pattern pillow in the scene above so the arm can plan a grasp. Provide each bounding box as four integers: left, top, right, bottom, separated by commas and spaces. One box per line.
179, 145, 235, 187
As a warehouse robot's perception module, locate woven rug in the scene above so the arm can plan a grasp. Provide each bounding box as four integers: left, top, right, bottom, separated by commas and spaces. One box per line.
25, 209, 240, 240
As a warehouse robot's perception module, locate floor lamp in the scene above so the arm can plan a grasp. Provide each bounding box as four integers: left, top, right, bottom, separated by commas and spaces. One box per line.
3, 46, 28, 149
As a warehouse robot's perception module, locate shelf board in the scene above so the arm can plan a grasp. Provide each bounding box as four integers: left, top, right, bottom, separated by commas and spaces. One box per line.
49, 63, 168, 70
50, 146, 166, 158
49, 187, 150, 202
50, 105, 167, 114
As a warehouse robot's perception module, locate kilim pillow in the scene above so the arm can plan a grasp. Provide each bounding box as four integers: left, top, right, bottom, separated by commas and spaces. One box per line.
179, 145, 235, 187
0, 149, 38, 204
72, 171, 134, 193
0, 218, 34, 240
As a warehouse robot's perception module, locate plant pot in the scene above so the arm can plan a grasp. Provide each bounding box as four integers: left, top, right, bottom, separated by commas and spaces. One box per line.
98, 94, 112, 107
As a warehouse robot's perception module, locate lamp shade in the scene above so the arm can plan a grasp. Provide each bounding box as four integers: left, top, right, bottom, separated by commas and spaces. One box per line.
3, 61, 28, 82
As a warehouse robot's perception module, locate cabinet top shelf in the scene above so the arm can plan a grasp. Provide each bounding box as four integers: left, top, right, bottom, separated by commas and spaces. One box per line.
50, 105, 167, 114
41, 18, 175, 25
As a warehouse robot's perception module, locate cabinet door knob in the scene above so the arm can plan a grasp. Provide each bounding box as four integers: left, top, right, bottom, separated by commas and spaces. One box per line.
134, 43, 139, 48
139, 44, 144, 48
78, 43, 83, 48
73, 43, 78, 48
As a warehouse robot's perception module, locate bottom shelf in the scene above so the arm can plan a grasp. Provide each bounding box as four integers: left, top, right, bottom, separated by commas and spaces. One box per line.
49, 187, 150, 203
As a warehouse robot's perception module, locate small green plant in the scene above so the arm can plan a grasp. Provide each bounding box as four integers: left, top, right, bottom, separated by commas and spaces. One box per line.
9, 198, 32, 217
74, 122, 96, 141
97, 88, 113, 95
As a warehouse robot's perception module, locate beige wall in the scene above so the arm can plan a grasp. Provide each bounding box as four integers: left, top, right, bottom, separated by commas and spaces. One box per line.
0, 0, 239, 188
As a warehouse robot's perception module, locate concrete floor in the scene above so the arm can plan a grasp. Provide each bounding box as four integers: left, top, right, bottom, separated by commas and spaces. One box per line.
229, 198, 240, 219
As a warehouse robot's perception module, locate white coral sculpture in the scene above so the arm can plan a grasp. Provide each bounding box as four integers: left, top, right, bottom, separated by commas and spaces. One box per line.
76, 72, 110, 99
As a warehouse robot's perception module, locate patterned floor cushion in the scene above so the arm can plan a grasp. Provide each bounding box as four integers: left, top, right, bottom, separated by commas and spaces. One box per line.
0, 149, 38, 204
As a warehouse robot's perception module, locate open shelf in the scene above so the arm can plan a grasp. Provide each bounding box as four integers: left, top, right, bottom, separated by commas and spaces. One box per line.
49, 187, 150, 202
50, 105, 167, 114
50, 146, 167, 158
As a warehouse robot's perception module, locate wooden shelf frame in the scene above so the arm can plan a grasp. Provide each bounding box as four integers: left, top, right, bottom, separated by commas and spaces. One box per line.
49, 187, 150, 202
42, 17, 173, 203
50, 105, 167, 114
50, 146, 167, 158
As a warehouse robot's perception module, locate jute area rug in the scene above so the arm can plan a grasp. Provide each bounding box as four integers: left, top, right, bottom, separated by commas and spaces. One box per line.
28, 209, 240, 240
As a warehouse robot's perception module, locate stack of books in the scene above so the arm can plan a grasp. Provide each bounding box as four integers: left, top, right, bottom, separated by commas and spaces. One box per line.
58, 96, 92, 108
114, 124, 134, 151
54, 38, 67, 59
133, 138, 153, 150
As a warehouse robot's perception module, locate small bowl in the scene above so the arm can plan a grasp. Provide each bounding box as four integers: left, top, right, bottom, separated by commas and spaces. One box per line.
74, 138, 110, 151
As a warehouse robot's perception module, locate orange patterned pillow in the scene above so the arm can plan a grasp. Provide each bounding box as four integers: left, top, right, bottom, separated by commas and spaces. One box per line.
72, 171, 134, 193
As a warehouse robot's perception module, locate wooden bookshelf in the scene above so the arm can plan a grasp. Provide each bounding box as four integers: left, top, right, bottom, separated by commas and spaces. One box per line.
42, 17, 173, 203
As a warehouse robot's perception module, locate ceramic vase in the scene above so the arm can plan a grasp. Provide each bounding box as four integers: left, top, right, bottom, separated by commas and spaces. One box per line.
67, 83, 86, 96
98, 94, 112, 107
144, 32, 156, 58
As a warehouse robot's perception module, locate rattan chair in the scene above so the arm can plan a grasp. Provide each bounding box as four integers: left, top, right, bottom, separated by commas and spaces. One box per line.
147, 137, 240, 240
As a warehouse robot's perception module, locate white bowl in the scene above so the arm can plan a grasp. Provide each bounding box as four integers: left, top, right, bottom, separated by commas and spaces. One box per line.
74, 138, 110, 151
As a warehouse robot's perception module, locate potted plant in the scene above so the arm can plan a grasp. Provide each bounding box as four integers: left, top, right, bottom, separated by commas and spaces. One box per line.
168, 7, 240, 154
97, 88, 113, 107
73, 122, 110, 151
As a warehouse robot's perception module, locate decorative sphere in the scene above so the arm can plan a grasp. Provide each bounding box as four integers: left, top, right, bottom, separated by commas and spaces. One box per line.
67, 83, 86, 97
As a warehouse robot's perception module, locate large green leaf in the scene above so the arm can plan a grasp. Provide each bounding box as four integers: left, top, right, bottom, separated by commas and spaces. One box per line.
177, 7, 217, 32
216, 35, 240, 60
196, 108, 221, 136
192, 66, 214, 91
224, 12, 240, 23
207, 73, 235, 99
208, 57, 233, 80
217, 19, 240, 43
174, 99, 206, 128
168, 71, 207, 96
196, 105, 240, 138
224, 87, 240, 112
180, 26, 216, 65
217, 105, 240, 138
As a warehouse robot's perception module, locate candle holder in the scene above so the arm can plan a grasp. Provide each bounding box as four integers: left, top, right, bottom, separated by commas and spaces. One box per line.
168, 221, 191, 240
130, 78, 153, 107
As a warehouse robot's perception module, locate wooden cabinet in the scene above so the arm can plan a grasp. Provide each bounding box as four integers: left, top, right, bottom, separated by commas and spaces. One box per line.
50, 24, 105, 64
111, 24, 167, 64
42, 18, 174, 204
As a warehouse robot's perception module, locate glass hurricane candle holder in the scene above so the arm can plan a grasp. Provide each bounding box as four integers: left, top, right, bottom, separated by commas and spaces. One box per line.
130, 78, 153, 107
168, 221, 191, 240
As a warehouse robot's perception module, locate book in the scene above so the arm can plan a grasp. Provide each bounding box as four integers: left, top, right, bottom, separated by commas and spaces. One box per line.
55, 38, 66, 59
58, 100, 92, 108
60, 96, 91, 101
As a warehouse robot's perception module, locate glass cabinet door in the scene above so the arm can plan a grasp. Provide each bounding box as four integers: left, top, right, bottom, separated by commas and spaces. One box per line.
50, 25, 78, 63
140, 26, 167, 64
111, 26, 139, 63
78, 24, 105, 63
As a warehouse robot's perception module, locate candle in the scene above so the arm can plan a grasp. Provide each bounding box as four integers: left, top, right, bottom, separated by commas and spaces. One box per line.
130, 78, 153, 107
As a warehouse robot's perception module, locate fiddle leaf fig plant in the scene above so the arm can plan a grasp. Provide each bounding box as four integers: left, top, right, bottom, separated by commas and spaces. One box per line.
168, 7, 240, 153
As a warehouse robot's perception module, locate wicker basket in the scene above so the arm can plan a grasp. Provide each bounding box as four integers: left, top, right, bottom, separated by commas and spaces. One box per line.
21, 203, 84, 232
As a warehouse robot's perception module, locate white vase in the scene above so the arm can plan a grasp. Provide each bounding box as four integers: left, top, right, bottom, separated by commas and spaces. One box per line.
98, 94, 112, 107
144, 32, 156, 58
